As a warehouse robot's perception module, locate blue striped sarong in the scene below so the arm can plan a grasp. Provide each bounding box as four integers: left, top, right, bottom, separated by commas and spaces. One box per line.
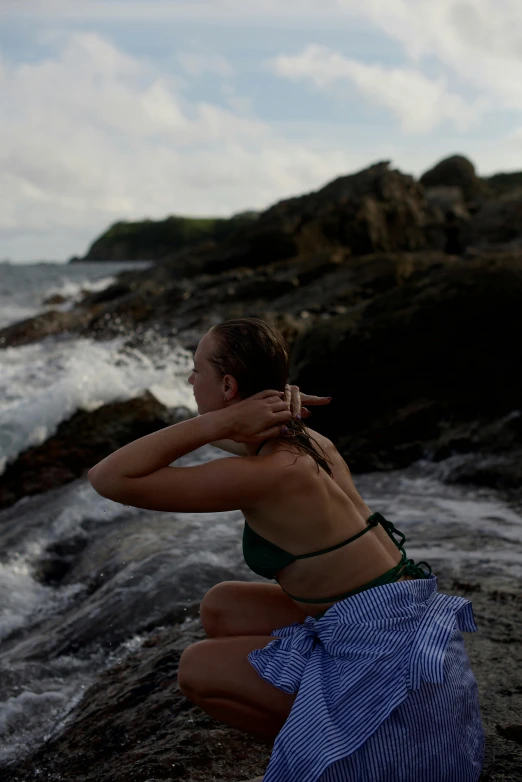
248, 574, 484, 781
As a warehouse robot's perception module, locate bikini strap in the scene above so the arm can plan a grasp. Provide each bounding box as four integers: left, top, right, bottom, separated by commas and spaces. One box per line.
292, 512, 381, 560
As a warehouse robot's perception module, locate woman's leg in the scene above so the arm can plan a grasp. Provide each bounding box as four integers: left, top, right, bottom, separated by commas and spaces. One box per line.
200, 580, 307, 638
178, 635, 296, 742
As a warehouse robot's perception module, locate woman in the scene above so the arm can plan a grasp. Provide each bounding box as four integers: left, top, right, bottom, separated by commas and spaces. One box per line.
88, 317, 484, 782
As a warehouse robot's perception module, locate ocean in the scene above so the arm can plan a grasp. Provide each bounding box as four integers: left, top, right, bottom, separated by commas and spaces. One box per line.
0, 261, 521, 771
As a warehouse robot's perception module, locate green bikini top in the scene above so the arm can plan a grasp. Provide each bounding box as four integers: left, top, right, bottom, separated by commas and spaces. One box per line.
242, 440, 432, 609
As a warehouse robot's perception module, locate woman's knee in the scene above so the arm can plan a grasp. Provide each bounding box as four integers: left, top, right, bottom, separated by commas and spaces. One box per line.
199, 581, 237, 638
178, 641, 204, 698
199, 580, 306, 639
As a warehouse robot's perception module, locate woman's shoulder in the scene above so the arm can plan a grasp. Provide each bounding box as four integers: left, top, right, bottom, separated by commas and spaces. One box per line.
272, 427, 335, 457
258, 428, 336, 485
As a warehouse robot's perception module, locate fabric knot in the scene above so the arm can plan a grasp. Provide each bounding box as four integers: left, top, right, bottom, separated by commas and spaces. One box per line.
247, 616, 321, 694
274, 615, 320, 653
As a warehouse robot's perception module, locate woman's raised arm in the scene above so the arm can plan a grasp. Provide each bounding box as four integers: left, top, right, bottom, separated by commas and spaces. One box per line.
210, 439, 248, 456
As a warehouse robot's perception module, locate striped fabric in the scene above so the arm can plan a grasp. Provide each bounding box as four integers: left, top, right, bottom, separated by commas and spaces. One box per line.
248, 574, 484, 782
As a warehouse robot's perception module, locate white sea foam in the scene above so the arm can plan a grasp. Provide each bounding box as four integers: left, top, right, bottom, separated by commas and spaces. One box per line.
42, 273, 119, 311
0, 558, 85, 643
0, 303, 41, 328
0, 689, 68, 737
0, 335, 196, 473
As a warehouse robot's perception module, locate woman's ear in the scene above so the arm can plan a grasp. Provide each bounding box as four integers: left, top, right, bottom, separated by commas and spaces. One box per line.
222, 374, 240, 400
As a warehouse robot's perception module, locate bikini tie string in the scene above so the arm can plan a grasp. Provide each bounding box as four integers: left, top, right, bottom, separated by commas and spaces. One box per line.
373, 513, 433, 577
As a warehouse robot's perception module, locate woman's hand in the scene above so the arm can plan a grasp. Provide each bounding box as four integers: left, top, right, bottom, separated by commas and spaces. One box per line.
220, 386, 332, 444
284, 384, 331, 419
222, 390, 292, 444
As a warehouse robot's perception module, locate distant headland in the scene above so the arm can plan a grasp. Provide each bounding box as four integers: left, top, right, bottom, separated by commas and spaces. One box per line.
69, 154, 522, 264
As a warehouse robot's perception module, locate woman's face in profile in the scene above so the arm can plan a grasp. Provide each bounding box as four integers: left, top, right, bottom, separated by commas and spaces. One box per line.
188, 329, 233, 415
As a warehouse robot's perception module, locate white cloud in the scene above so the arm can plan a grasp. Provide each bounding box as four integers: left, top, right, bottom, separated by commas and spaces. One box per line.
0, 32, 355, 261
1, 0, 358, 23
270, 44, 488, 132
178, 52, 233, 78
268, 0, 522, 133
343, 0, 522, 109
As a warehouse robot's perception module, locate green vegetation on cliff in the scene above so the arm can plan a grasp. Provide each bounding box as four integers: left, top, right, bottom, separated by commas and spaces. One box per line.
78, 211, 259, 262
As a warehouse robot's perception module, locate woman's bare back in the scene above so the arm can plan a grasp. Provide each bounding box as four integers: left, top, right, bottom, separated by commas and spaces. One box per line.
243, 427, 413, 618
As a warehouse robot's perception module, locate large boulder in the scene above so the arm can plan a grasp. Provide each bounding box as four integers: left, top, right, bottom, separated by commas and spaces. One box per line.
420, 155, 486, 201
0, 393, 193, 510
264, 160, 428, 256
290, 252, 522, 473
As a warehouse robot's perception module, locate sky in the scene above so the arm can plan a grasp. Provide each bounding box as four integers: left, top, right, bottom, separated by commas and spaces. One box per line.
2, 0, 522, 263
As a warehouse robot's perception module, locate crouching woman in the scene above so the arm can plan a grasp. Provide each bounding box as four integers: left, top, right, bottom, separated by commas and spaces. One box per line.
88, 316, 484, 782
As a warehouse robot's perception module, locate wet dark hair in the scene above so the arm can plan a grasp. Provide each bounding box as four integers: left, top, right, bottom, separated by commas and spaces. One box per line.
208, 316, 333, 476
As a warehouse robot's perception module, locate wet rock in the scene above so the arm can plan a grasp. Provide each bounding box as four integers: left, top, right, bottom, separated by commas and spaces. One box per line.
0, 393, 193, 511
0, 476, 259, 658
33, 533, 90, 586
0, 308, 95, 348
42, 293, 68, 306
2, 618, 273, 782
80, 281, 132, 305
441, 450, 522, 491
8, 555, 236, 660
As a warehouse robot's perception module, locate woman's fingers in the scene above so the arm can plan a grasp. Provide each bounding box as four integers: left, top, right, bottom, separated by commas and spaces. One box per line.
270, 386, 332, 420
292, 387, 302, 418
284, 384, 292, 410
284, 383, 302, 418
300, 394, 332, 406
269, 400, 292, 412
274, 409, 292, 422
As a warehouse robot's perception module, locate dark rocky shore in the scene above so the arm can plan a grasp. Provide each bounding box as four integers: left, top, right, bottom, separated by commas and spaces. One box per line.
3, 571, 521, 782
2, 155, 522, 780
